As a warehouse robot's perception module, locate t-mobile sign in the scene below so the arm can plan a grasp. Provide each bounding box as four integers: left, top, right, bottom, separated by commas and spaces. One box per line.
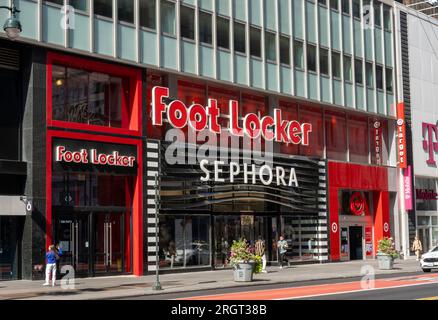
422, 122, 438, 166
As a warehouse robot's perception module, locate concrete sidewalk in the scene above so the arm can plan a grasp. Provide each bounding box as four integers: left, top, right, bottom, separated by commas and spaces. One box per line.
0, 259, 425, 300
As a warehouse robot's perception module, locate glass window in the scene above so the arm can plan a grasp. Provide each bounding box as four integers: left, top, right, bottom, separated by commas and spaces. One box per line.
140, 0, 156, 29
307, 44, 317, 72
299, 106, 324, 158
376, 65, 383, 90
250, 27, 261, 58
118, 0, 134, 23
320, 48, 329, 76
383, 5, 392, 31
342, 0, 350, 15
294, 40, 304, 69
330, 0, 338, 11
180, 5, 195, 40
217, 16, 230, 49
94, 0, 113, 18
386, 68, 393, 93
280, 36, 290, 65
279, 102, 299, 155
199, 11, 212, 45
52, 64, 124, 128
70, 0, 88, 11
374, 3, 381, 28
366, 62, 373, 88
416, 178, 438, 211
349, 115, 369, 164
352, 0, 361, 19
355, 59, 363, 85
234, 21, 246, 54
158, 215, 210, 269
318, 0, 327, 6
47, 0, 63, 6
332, 51, 341, 79
161, 0, 176, 36
265, 31, 277, 62
344, 55, 352, 82
326, 111, 347, 161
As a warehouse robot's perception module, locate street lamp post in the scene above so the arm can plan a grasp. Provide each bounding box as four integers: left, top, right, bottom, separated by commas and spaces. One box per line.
1, 1, 22, 40
152, 173, 162, 291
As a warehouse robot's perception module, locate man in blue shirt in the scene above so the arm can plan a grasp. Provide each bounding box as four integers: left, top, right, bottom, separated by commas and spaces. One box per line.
43, 245, 62, 286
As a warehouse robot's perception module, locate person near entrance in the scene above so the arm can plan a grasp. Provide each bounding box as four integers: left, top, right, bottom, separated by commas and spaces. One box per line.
255, 236, 267, 273
43, 245, 62, 287
412, 236, 423, 261
277, 235, 289, 269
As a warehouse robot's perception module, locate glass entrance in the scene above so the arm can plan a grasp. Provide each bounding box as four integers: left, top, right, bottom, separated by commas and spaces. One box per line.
93, 213, 124, 274
349, 226, 364, 260
56, 214, 91, 277
0, 217, 19, 280
418, 228, 430, 254
55, 212, 125, 277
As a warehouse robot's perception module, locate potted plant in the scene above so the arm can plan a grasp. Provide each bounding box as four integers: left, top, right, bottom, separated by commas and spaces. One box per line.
377, 237, 399, 270
229, 239, 262, 282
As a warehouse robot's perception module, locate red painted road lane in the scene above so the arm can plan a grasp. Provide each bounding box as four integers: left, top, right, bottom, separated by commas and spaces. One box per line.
180, 274, 438, 300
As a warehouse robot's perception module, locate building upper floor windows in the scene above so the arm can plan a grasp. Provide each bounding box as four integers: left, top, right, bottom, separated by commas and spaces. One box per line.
330, 0, 339, 11
320, 48, 329, 76
118, 0, 134, 24
344, 55, 352, 82
234, 21, 246, 54
180, 5, 195, 40
366, 62, 373, 88
307, 44, 317, 73
200, 11, 213, 45
294, 40, 304, 69
376, 65, 383, 90
352, 0, 361, 19
70, 0, 88, 12
250, 27, 261, 58
342, 0, 350, 15
383, 5, 392, 31
374, 3, 382, 28
355, 59, 363, 85
140, 0, 156, 29
217, 17, 230, 50
265, 31, 277, 62
94, 0, 113, 18
280, 36, 290, 66
332, 51, 341, 79
386, 68, 393, 93
161, 0, 176, 36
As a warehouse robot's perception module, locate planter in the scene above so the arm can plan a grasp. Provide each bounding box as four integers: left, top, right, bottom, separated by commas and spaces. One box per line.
377, 254, 394, 270
233, 262, 254, 282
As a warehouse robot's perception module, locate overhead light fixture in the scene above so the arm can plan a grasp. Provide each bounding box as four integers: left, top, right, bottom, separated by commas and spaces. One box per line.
1, 2, 22, 40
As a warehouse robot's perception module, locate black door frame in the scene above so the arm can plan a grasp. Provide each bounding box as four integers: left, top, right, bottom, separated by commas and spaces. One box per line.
349, 226, 363, 261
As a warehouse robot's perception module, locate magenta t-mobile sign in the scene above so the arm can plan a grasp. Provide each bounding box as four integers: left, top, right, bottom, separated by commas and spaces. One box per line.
423, 122, 438, 165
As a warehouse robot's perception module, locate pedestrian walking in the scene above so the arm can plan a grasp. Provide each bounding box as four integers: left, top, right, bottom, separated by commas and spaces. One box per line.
277, 235, 289, 269
255, 236, 267, 273
43, 244, 62, 287
412, 236, 423, 261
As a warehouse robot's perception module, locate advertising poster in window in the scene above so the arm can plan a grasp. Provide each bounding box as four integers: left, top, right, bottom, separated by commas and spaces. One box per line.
365, 226, 373, 257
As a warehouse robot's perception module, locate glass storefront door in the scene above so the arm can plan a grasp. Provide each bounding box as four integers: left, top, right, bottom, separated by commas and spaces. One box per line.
56, 214, 91, 277
418, 227, 431, 253
55, 212, 125, 277
93, 213, 124, 274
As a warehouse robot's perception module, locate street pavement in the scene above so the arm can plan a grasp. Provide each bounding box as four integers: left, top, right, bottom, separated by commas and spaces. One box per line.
0, 259, 428, 300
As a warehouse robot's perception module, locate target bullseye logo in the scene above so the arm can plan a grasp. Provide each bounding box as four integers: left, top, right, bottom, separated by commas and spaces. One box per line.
331, 222, 338, 233
384, 223, 389, 233
350, 192, 367, 216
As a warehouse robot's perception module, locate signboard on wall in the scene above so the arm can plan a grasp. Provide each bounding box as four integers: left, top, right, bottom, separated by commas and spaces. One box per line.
365, 227, 373, 257
404, 166, 413, 211
396, 103, 407, 169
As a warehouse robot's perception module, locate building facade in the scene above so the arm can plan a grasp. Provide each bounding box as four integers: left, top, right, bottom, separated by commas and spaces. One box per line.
395, 2, 438, 256
0, 0, 403, 280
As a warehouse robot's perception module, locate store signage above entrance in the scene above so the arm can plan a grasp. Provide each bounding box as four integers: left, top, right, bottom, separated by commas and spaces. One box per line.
55, 146, 136, 167
396, 103, 407, 169
199, 160, 299, 187
416, 189, 438, 201
152, 86, 313, 145
422, 122, 438, 166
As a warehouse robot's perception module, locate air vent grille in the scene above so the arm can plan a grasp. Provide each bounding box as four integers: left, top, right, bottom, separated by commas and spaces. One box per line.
0, 47, 20, 70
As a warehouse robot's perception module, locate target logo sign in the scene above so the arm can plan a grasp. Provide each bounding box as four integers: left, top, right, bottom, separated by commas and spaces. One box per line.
331, 222, 338, 233
384, 223, 389, 233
